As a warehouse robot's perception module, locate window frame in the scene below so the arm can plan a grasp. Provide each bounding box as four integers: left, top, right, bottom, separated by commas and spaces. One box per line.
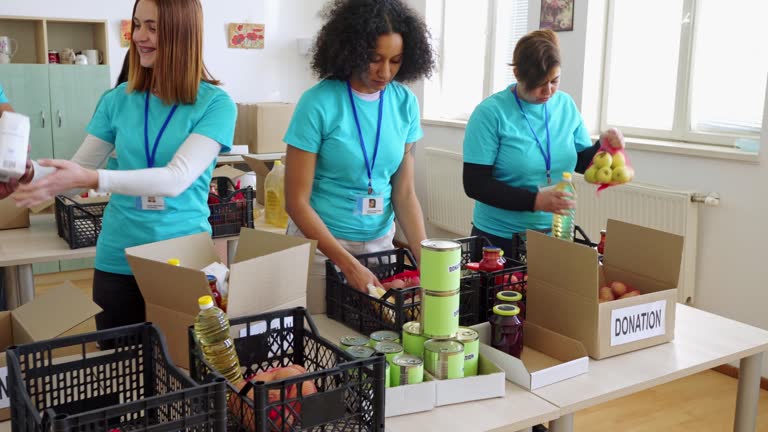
599, 0, 761, 147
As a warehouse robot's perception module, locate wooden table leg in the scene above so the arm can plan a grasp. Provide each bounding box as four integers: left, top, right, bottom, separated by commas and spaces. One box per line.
734, 352, 764, 432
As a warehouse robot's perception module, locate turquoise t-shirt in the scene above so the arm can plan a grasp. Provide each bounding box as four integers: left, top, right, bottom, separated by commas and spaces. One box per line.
87, 82, 236, 274
0, 84, 8, 104
284, 79, 422, 241
463, 85, 592, 238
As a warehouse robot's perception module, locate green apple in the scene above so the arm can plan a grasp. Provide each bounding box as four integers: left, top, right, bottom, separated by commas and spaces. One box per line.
611, 152, 626, 168
595, 166, 613, 184
592, 151, 613, 169
584, 165, 599, 183
611, 166, 634, 184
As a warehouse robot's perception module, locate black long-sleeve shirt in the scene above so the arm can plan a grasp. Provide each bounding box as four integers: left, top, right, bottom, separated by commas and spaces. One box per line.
462, 140, 600, 212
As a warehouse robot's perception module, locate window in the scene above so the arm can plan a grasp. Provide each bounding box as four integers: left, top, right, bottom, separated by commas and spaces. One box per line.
424, 0, 529, 122
602, 0, 767, 146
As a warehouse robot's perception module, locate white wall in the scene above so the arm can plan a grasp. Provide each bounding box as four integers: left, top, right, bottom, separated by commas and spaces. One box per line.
0, 0, 325, 102
408, 0, 768, 377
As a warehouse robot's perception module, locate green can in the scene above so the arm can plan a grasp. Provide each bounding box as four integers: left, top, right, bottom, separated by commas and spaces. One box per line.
421, 289, 460, 339
369, 330, 400, 347
345, 345, 375, 359
385, 361, 390, 388
456, 328, 480, 377
390, 354, 424, 387
374, 341, 404, 364
402, 321, 427, 358
420, 239, 462, 292
340, 335, 370, 349
424, 339, 464, 380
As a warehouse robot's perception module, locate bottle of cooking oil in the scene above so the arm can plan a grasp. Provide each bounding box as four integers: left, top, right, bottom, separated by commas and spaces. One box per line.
264, 160, 288, 228
551, 172, 576, 241
193, 295, 244, 385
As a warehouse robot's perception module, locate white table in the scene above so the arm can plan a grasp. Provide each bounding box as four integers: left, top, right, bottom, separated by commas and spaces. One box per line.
0, 213, 283, 310
534, 304, 768, 432
216, 152, 284, 164
312, 315, 561, 432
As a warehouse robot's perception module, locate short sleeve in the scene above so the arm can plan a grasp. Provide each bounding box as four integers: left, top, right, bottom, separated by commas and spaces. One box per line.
0, 84, 8, 104
463, 104, 500, 166
405, 90, 423, 144
192, 89, 236, 153
573, 121, 592, 152
86, 88, 117, 144
283, 90, 324, 153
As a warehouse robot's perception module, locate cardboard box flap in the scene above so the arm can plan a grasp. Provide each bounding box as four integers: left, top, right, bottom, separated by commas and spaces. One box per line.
527, 230, 599, 299
10, 281, 101, 344
212, 165, 246, 181
525, 320, 588, 361
604, 220, 684, 288
125, 232, 220, 268
0, 311, 12, 352
241, 155, 273, 176
234, 228, 316, 263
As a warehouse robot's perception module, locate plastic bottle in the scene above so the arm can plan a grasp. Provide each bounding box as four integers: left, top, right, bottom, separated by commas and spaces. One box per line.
551, 172, 576, 241
265, 160, 288, 228
193, 295, 243, 385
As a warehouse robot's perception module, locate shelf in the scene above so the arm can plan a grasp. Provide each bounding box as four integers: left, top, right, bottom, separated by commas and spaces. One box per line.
0, 16, 108, 65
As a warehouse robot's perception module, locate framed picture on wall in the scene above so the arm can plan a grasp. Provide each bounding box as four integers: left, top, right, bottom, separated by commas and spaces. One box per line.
540, 0, 575, 32
228, 23, 265, 49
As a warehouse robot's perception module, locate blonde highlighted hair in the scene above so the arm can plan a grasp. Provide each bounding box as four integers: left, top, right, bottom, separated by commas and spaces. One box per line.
127, 0, 219, 105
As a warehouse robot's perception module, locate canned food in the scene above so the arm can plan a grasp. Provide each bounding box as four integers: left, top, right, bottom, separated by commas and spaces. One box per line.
423, 339, 464, 380
456, 328, 479, 377
402, 321, 427, 358
369, 330, 400, 347
421, 289, 460, 339
420, 239, 462, 292
385, 362, 390, 388
345, 345, 375, 359
391, 354, 424, 387
47, 50, 60, 64
340, 335, 370, 349
374, 341, 404, 364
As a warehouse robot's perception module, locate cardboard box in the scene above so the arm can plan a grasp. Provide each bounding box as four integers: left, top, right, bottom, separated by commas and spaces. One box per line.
0, 197, 29, 230
242, 155, 285, 205
125, 228, 316, 368
432, 354, 506, 406
234, 103, 295, 154
0, 282, 102, 420
526, 219, 684, 359
385, 375, 436, 417
471, 321, 588, 390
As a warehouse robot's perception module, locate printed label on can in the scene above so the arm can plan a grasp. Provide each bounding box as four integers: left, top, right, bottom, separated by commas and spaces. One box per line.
448, 261, 462, 273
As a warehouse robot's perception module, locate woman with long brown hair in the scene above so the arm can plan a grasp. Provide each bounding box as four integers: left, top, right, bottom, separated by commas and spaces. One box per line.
13, 0, 237, 333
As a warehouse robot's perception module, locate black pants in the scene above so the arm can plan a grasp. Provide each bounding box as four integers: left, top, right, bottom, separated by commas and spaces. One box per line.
92, 269, 145, 333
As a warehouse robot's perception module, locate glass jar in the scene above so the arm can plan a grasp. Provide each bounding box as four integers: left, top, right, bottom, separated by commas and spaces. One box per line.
597, 229, 606, 255
489, 304, 524, 359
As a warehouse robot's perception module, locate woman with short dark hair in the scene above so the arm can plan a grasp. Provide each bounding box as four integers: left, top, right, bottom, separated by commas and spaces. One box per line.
283, 0, 435, 312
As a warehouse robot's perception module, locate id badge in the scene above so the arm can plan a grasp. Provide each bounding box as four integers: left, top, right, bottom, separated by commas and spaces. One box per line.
356, 195, 384, 216
136, 196, 166, 211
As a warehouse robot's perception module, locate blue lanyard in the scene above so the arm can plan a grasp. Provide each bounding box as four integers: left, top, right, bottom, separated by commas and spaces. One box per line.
144, 90, 178, 168
513, 84, 552, 184
347, 81, 384, 195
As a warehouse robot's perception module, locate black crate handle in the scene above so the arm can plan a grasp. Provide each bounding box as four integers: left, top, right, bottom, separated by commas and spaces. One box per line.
56, 195, 102, 219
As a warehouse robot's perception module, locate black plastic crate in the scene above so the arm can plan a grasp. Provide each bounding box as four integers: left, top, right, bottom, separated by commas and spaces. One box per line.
54, 195, 108, 249
208, 177, 254, 238
7, 322, 227, 432
325, 239, 485, 336
189, 307, 386, 432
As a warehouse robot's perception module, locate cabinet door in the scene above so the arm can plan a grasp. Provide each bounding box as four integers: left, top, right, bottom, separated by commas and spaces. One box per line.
0, 64, 55, 160
49, 65, 110, 160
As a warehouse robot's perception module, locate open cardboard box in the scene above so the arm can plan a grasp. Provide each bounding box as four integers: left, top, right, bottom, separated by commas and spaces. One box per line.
0, 196, 29, 230
0, 282, 102, 420
125, 228, 315, 369
526, 219, 684, 360
386, 374, 436, 417
471, 321, 588, 390
234, 102, 295, 154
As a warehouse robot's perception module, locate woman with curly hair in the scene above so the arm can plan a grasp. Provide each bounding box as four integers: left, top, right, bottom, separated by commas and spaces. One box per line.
283, 0, 434, 313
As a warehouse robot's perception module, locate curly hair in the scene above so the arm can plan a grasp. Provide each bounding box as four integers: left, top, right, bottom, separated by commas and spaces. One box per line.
311, 0, 435, 83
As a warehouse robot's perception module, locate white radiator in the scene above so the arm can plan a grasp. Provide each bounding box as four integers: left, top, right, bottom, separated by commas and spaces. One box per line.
424, 147, 705, 304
